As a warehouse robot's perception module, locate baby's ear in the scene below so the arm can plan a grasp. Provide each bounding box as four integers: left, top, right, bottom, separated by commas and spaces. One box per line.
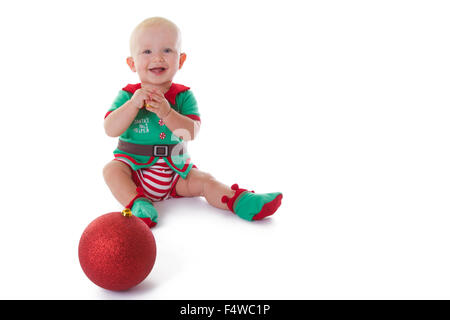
179, 53, 187, 69
126, 57, 136, 72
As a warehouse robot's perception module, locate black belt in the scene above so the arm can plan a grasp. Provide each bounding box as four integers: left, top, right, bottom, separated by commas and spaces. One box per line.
117, 140, 184, 157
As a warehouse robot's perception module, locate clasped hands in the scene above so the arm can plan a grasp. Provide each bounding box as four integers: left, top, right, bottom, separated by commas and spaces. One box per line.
131, 87, 172, 119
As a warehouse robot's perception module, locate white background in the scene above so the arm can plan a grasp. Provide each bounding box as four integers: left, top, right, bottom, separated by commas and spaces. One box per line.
0, 0, 449, 299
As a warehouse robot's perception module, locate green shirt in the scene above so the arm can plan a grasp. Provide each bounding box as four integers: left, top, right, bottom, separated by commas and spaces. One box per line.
105, 83, 200, 179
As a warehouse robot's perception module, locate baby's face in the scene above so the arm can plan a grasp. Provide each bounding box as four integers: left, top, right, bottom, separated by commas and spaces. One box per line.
129, 24, 185, 86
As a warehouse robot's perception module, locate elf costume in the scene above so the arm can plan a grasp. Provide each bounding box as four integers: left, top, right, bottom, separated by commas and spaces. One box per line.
105, 82, 199, 177
105, 83, 282, 227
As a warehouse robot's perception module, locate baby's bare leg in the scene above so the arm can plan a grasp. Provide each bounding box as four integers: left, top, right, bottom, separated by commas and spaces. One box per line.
103, 160, 137, 207
175, 168, 235, 210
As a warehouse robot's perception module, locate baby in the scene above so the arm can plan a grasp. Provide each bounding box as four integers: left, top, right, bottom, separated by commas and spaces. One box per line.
103, 17, 282, 227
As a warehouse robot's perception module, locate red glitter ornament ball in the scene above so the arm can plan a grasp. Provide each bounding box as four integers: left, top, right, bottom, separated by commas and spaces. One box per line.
78, 210, 157, 291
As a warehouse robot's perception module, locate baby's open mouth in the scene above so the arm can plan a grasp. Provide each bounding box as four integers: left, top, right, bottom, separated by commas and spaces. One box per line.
149, 67, 167, 74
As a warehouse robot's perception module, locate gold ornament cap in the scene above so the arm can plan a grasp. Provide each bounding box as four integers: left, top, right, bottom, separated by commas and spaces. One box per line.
122, 208, 133, 217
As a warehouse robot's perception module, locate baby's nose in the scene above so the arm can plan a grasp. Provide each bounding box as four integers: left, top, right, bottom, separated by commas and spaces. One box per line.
151, 54, 165, 62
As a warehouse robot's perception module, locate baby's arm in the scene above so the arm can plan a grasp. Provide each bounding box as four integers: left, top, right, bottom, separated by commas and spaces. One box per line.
104, 89, 147, 137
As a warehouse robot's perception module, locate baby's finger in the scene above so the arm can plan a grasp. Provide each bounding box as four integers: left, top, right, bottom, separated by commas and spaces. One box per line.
144, 99, 154, 109
150, 95, 163, 103
151, 89, 165, 98
145, 105, 157, 112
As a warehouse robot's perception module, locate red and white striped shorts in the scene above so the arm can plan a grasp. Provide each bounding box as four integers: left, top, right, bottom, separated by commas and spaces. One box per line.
115, 158, 181, 202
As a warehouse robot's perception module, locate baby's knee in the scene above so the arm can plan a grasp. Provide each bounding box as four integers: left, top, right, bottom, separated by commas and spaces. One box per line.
103, 160, 131, 179
184, 171, 214, 197
198, 172, 216, 186
185, 170, 216, 195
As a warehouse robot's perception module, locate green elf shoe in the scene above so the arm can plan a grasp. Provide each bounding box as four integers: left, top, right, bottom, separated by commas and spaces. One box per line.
131, 198, 158, 228
126, 187, 158, 228
221, 184, 283, 221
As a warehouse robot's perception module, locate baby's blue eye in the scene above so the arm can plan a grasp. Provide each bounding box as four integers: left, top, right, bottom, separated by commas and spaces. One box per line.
163, 48, 173, 53
143, 49, 152, 54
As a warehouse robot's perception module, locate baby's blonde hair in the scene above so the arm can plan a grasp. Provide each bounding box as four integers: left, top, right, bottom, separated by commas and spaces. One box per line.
129, 17, 182, 56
